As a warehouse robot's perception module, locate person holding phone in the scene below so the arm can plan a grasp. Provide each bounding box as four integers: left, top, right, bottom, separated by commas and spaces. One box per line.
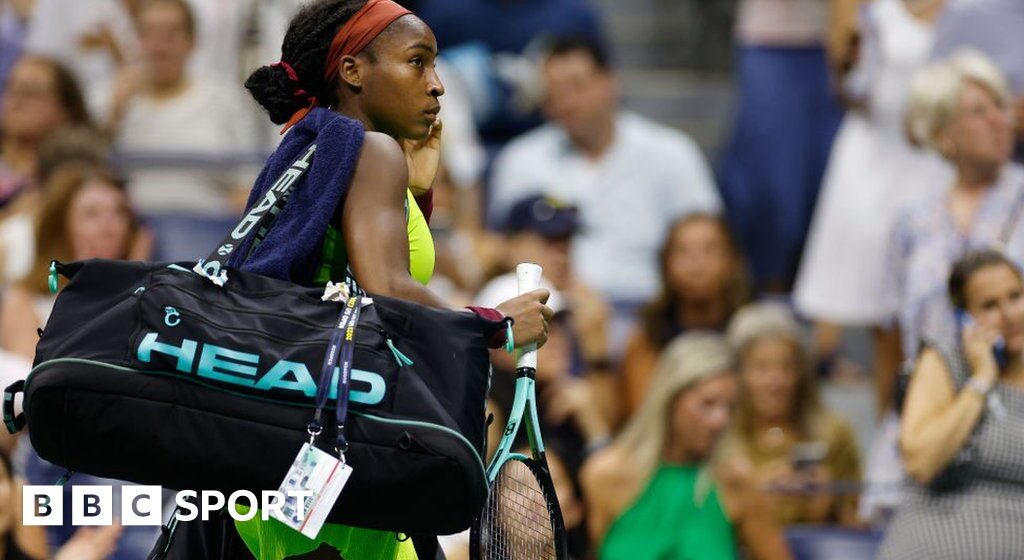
878, 249, 1024, 559
719, 301, 861, 527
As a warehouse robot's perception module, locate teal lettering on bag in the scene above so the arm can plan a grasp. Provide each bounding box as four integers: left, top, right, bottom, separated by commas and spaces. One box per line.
255, 360, 316, 397
197, 344, 259, 386
138, 333, 197, 372
136, 332, 385, 405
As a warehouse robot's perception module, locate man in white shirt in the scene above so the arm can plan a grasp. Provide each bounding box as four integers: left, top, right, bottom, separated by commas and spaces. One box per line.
488, 36, 722, 305
105, 0, 260, 218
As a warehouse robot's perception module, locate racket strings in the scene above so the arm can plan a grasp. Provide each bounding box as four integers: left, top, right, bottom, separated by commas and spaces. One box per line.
478, 460, 558, 560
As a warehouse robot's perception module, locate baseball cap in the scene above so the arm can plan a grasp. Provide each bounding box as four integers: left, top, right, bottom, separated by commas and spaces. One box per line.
504, 195, 580, 239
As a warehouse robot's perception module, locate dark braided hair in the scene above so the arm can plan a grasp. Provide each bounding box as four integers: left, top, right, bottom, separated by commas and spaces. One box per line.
245, 0, 368, 124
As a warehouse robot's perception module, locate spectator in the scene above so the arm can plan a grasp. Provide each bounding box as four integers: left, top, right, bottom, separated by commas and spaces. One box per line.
621, 213, 748, 416
878, 249, 1024, 558
929, 0, 1024, 161
417, 0, 604, 144
721, 301, 862, 527
0, 127, 112, 285
0, 163, 157, 560
479, 195, 613, 372
0, 55, 90, 211
106, 0, 260, 218
795, 0, 951, 380
0, 450, 123, 560
581, 333, 790, 560
488, 36, 722, 310
717, 0, 844, 293
865, 48, 1020, 524
879, 49, 1020, 403
22, 0, 139, 116
0, 164, 138, 358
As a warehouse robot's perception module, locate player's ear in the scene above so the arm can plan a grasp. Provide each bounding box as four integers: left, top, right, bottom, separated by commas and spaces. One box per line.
339, 55, 363, 90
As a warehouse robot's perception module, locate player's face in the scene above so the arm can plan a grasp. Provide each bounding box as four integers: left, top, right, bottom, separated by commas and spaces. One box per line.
670, 373, 737, 461
359, 16, 444, 140
965, 263, 1024, 353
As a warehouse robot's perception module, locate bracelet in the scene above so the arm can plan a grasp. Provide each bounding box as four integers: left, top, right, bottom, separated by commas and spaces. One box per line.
965, 377, 994, 398
504, 321, 515, 354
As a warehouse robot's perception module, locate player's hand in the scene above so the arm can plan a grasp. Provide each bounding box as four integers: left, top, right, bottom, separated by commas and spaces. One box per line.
496, 289, 553, 348
401, 118, 442, 196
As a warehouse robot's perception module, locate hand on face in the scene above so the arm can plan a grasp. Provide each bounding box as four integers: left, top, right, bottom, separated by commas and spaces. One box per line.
963, 319, 1002, 384
401, 118, 442, 195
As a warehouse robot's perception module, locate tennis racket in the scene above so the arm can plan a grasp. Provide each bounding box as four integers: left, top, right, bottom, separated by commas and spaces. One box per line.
470, 263, 568, 560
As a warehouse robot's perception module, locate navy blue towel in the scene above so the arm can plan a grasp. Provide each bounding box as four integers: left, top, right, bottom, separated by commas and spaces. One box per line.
229, 108, 365, 284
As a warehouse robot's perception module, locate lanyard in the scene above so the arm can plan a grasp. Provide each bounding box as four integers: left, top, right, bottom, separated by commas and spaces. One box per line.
309, 295, 362, 457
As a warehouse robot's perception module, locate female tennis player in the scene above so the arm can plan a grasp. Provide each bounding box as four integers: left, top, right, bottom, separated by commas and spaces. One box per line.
159, 1, 553, 559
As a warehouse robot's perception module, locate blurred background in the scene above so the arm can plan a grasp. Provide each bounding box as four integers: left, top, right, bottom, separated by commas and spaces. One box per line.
2, 0, 1024, 558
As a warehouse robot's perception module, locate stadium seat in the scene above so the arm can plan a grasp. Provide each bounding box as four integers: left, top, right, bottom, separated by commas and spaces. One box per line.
143, 213, 241, 263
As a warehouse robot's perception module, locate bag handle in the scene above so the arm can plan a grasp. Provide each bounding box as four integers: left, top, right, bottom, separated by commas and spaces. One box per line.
3, 380, 25, 434
194, 144, 317, 286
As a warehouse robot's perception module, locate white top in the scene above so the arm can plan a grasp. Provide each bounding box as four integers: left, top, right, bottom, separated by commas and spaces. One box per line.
489, 111, 722, 302
0, 212, 33, 284
793, 0, 952, 324
185, 0, 255, 85
114, 80, 261, 215
735, 0, 829, 45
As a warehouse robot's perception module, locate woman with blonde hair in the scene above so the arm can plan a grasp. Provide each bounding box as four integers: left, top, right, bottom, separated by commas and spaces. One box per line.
880, 48, 1020, 398
722, 301, 861, 527
581, 333, 790, 560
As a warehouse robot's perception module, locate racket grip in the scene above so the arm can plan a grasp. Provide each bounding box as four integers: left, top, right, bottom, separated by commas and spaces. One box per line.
516, 263, 543, 370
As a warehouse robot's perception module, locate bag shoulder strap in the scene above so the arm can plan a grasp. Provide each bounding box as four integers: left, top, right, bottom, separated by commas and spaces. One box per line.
194, 144, 317, 286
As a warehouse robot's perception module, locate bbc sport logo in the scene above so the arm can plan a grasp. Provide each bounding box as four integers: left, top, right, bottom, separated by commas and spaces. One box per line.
23, 486, 315, 526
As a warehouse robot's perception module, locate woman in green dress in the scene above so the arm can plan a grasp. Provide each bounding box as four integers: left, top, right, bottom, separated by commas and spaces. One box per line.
581, 333, 791, 560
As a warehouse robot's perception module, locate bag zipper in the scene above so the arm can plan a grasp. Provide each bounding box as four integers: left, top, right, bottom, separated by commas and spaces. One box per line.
145, 280, 338, 331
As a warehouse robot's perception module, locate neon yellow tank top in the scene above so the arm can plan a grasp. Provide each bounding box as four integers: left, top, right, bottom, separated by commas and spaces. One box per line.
313, 189, 435, 288
234, 189, 434, 559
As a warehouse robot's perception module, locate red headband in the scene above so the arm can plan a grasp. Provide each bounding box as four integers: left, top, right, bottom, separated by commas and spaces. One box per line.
281, 0, 412, 134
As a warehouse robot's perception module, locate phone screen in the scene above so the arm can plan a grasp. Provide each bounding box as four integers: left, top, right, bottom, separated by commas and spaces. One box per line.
791, 442, 827, 471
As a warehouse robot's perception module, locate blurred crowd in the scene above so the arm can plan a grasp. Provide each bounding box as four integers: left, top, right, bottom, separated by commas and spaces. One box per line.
2, 0, 1024, 558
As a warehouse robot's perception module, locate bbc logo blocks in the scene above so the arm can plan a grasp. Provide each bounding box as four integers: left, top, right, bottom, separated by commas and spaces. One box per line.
23, 485, 164, 526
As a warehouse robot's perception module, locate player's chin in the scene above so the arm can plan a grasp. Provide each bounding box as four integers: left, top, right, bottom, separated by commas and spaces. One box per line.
402, 119, 433, 141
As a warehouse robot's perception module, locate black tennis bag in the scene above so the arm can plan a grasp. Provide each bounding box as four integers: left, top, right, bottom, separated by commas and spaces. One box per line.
3, 145, 499, 536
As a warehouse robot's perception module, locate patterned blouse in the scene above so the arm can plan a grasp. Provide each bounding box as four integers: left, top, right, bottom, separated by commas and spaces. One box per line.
882, 164, 1024, 360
